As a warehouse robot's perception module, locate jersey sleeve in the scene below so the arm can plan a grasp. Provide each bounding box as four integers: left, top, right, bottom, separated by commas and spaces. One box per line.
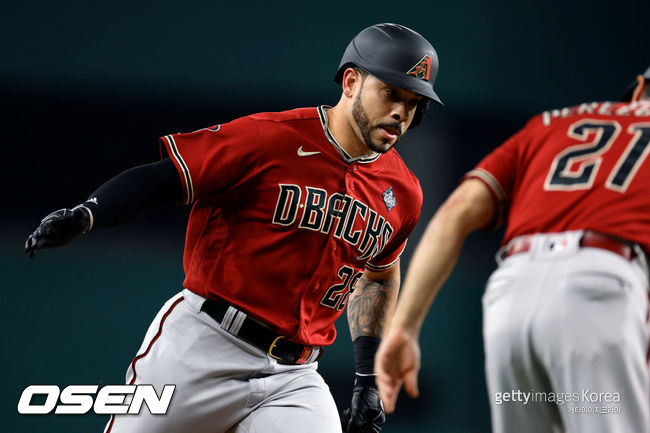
365, 181, 423, 272
461, 120, 531, 228
364, 214, 419, 272
159, 117, 262, 205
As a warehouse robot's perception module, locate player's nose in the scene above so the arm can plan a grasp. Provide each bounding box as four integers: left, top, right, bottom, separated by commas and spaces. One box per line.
390, 101, 409, 122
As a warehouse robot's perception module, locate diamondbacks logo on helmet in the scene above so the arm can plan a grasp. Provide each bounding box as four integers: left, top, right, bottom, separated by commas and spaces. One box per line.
406, 55, 432, 81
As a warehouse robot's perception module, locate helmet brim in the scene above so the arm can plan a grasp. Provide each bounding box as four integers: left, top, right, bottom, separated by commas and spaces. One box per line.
334, 63, 443, 106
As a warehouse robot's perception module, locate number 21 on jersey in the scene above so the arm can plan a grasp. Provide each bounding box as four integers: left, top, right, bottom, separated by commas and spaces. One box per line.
545, 120, 650, 192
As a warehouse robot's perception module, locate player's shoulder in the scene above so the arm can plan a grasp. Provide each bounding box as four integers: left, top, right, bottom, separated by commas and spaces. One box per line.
247, 107, 320, 124
381, 150, 423, 203
243, 108, 323, 140
383, 149, 419, 180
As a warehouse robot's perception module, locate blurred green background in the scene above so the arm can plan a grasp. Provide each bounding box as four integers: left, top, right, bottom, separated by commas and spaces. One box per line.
3, 0, 649, 432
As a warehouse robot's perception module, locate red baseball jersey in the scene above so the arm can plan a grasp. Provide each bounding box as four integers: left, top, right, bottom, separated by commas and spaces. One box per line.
160, 106, 422, 346
465, 101, 650, 252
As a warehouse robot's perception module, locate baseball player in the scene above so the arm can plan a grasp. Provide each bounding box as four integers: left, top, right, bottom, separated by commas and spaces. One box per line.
24, 23, 442, 433
375, 65, 650, 433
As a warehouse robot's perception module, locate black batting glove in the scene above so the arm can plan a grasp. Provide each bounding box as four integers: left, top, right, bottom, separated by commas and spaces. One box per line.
341, 373, 386, 433
25, 205, 93, 258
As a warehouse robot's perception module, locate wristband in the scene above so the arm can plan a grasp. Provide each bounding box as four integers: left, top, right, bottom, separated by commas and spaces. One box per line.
354, 372, 378, 388
72, 204, 94, 233
353, 336, 381, 380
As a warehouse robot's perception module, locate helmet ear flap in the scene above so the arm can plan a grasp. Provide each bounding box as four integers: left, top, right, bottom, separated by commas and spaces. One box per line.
410, 100, 430, 128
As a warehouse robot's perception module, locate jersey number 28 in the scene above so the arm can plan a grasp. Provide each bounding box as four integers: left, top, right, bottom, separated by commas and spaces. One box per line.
320, 265, 363, 311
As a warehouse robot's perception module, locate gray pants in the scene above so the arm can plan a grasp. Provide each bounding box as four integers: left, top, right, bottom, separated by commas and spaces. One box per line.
483, 231, 650, 433
104, 290, 341, 433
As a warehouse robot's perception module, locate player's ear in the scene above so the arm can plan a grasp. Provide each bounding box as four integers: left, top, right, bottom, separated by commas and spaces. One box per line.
631, 75, 647, 102
341, 68, 361, 99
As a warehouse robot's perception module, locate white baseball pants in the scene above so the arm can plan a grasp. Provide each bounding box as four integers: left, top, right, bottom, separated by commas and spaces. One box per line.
104, 289, 341, 433
483, 231, 650, 433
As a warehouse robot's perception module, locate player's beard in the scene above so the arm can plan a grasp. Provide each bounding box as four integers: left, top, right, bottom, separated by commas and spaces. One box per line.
352, 88, 403, 153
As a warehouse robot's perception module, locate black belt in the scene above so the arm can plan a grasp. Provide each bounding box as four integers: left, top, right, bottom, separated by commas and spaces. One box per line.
200, 297, 321, 365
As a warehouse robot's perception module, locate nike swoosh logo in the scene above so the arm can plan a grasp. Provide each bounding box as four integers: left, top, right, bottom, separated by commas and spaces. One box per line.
297, 146, 321, 157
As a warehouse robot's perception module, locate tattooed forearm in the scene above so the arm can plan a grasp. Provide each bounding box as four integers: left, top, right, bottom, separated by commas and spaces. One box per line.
347, 276, 399, 340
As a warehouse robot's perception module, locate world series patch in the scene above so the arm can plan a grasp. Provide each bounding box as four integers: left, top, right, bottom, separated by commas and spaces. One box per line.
382, 187, 397, 211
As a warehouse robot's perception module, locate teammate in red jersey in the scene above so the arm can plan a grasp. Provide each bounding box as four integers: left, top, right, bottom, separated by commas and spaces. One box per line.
25, 24, 442, 433
375, 65, 650, 433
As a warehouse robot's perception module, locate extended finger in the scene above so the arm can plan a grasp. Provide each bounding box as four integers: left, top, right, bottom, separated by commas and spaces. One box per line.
25, 230, 41, 258
378, 379, 401, 414
25, 236, 35, 258
403, 370, 419, 398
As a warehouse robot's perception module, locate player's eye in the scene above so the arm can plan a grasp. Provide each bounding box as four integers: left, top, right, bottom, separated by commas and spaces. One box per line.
408, 99, 421, 111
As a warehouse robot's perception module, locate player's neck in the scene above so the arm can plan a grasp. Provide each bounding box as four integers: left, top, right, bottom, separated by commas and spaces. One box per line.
326, 105, 372, 158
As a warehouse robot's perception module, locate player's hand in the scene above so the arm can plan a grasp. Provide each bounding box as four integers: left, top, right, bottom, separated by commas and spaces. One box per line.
374, 327, 421, 414
25, 205, 92, 258
341, 377, 386, 433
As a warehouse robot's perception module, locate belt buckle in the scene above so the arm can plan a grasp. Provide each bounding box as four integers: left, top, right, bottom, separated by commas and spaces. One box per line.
268, 336, 286, 361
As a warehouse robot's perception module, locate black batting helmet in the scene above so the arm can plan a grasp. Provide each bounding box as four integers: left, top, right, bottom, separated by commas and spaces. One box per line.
334, 23, 442, 128
622, 64, 650, 101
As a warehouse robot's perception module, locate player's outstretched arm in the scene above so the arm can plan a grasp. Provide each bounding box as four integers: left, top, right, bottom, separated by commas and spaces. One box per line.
25, 158, 182, 258
375, 179, 495, 413
374, 326, 420, 414
341, 263, 400, 433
